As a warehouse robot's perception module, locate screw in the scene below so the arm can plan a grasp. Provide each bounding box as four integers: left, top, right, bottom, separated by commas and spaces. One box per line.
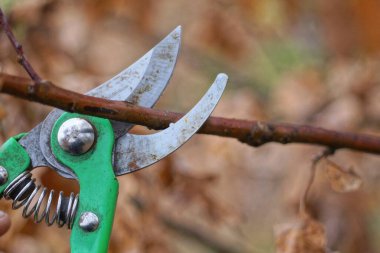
57, 118, 95, 155
0, 166, 8, 185
79, 212, 99, 232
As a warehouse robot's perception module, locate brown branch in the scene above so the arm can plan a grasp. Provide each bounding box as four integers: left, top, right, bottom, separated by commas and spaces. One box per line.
0, 8, 42, 82
1, 73, 380, 154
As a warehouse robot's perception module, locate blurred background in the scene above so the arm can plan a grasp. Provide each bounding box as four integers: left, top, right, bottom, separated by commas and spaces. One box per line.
1, 0, 380, 252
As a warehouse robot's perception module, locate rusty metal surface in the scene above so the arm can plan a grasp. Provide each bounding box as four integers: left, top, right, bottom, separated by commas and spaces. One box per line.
113, 74, 227, 175
19, 27, 181, 179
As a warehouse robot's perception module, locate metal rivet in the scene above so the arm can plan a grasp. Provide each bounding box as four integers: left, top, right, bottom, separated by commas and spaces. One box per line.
79, 212, 99, 232
57, 118, 95, 155
0, 166, 8, 185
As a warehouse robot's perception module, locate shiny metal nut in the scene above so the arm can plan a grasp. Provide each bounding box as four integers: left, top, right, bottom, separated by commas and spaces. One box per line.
57, 118, 95, 155
79, 212, 99, 232
0, 166, 8, 185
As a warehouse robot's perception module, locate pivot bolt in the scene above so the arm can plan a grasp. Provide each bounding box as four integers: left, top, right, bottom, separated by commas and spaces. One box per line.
0, 166, 8, 185
57, 118, 95, 155
79, 211, 99, 232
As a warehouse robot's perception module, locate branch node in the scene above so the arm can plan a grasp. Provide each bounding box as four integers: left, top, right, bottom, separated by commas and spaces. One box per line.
16, 55, 23, 64
15, 43, 22, 51
243, 121, 274, 146
27, 83, 36, 95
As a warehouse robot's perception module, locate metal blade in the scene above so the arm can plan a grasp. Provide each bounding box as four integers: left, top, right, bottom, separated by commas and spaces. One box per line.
19, 27, 182, 179
87, 26, 181, 137
113, 73, 227, 176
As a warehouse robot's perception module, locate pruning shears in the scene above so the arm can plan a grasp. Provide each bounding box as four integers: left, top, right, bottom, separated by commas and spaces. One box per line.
0, 27, 227, 252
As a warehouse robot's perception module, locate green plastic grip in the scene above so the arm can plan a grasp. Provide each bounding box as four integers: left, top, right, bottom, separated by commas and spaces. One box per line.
0, 134, 30, 194
50, 113, 119, 253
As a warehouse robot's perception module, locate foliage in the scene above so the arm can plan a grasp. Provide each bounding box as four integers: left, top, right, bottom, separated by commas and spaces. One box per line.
1, 1, 380, 252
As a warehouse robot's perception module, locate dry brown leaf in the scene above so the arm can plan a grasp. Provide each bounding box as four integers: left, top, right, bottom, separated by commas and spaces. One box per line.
274, 215, 327, 253
324, 159, 363, 193
0, 106, 6, 120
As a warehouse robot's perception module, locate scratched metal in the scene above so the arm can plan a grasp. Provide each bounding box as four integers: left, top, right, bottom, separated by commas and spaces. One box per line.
19, 27, 181, 179
87, 26, 181, 137
113, 73, 227, 175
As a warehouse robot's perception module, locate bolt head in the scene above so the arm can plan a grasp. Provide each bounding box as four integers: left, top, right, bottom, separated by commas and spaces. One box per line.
57, 118, 95, 155
79, 212, 99, 232
0, 166, 8, 185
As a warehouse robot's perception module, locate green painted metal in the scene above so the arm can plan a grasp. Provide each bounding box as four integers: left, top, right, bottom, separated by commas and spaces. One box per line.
0, 136, 30, 194
51, 113, 119, 253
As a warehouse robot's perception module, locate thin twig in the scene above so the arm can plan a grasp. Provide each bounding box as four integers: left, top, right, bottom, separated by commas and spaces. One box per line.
0, 8, 42, 82
299, 148, 335, 215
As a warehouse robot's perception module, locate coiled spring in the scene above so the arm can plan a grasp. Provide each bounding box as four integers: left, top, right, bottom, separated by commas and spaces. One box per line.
3, 171, 79, 229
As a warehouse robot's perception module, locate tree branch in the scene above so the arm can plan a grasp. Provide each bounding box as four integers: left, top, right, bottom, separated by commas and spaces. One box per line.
0, 8, 42, 82
1, 73, 380, 154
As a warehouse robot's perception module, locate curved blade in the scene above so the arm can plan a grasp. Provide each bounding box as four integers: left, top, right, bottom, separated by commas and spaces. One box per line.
19, 27, 182, 179
87, 26, 181, 137
113, 73, 228, 176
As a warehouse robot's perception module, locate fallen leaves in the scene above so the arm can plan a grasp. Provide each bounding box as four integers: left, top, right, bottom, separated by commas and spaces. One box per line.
0, 105, 6, 120
1, 1, 379, 252
275, 151, 364, 253
275, 215, 327, 253
324, 159, 363, 193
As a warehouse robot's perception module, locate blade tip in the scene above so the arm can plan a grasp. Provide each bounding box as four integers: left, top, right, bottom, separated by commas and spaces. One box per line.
162, 26, 181, 45
172, 25, 182, 40
217, 73, 228, 80
216, 73, 228, 89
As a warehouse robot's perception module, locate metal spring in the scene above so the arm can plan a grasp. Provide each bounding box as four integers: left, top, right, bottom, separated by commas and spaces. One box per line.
3, 171, 79, 229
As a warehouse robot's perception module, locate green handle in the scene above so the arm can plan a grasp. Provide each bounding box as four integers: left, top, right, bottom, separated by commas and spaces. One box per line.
51, 113, 119, 253
0, 134, 30, 194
